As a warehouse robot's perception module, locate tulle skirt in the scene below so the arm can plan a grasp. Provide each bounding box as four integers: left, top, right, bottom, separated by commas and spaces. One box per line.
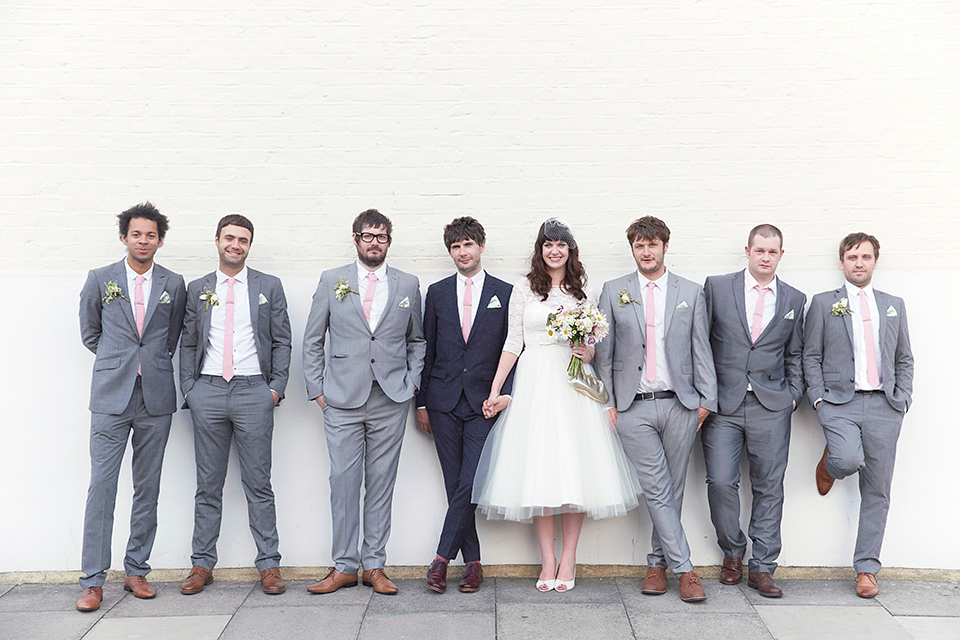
472, 344, 642, 523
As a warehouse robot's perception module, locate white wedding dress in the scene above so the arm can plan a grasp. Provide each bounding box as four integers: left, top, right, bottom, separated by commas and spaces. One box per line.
472, 278, 642, 523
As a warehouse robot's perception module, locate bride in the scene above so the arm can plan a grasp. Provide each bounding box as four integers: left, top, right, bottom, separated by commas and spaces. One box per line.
472, 218, 641, 592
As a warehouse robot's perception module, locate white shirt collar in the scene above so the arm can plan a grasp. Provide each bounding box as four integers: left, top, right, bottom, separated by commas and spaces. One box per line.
638, 269, 669, 289
217, 266, 248, 284
745, 270, 778, 296
124, 259, 154, 283
457, 269, 486, 289
357, 260, 388, 283
844, 280, 875, 302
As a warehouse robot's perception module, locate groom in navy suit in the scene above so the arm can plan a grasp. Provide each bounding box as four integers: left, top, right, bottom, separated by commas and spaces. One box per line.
416, 217, 513, 594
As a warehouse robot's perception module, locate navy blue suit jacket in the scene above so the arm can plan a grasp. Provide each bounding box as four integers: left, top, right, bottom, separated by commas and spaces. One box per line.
416, 273, 514, 415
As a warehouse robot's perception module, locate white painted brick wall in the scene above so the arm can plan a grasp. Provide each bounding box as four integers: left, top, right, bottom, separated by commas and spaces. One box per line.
1, 2, 959, 574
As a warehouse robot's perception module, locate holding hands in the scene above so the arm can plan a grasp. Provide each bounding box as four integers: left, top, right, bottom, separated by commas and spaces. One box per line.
483, 393, 510, 419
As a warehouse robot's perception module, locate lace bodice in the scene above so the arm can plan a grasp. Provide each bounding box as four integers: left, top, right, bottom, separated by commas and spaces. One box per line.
502, 278, 596, 355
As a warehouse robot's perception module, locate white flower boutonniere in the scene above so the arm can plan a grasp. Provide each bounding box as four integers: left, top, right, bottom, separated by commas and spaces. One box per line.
617, 288, 639, 307
676, 300, 689, 309
886, 306, 898, 317
398, 296, 410, 308
488, 295, 502, 309
200, 286, 219, 311
784, 309, 795, 320
102, 281, 128, 305
334, 278, 359, 301
830, 298, 850, 317
158, 291, 172, 305
259, 293, 268, 306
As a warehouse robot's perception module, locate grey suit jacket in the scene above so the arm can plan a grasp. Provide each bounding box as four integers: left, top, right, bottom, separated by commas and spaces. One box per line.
705, 270, 806, 415
79, 259, 187, 416
302, 263, 426, 409
179, 268, 292, 401
595, 271, 717, 413
802, 287, 913, 413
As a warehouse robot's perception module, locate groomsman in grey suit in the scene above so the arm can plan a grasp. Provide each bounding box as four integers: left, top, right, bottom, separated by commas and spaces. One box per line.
595, 216, 717, 603
701, 224, 806, 597
179, 215, 291, 596
303, 209, 425, 596
415, 217, 513, 594
77, 203, 186, 612
803, 232, 913, 599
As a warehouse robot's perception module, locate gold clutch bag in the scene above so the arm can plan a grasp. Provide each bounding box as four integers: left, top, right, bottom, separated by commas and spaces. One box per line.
568, 373, 609, 404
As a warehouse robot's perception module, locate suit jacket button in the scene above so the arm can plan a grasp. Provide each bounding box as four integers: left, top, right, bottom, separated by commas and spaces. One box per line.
371, 336, 376, 341
371, 358, 376, 363
463, 368, 468, 373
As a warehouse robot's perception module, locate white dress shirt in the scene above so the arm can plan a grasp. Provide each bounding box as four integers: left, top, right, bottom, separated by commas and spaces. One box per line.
457, 269, 486, 328
357, 261, 389, 331
123, 260, 154, 324
744, 271, 778, 391
845, 281, 883, 391
637, 270, 673, 393
201, 267, 262, 378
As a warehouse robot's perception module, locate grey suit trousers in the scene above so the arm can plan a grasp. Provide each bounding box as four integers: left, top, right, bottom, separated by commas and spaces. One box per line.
617, 396, 697, 575
80, 378, 172, 589
701, 393, 791, 574
323, 382, 407, 574
188, 375, 280, 571
817, 392, 903, 575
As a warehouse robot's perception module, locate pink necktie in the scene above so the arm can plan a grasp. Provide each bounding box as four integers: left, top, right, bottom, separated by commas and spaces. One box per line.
134, 275, 145, 375
750, 285, 770, 343
645, 281, 657, 382
462, 278, 473, 342
859, 290, 880, 387
363, 273, 378, 326
223, 278, 235, 382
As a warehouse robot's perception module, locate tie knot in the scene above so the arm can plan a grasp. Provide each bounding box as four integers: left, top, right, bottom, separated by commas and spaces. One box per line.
227, 277, 236, 284
646, 281, 656, 291
858, 289, 866, 299
465, 278, 473, 286
754, 285, 769, 293
135, 275, 145, 285
367, 273, 378, 282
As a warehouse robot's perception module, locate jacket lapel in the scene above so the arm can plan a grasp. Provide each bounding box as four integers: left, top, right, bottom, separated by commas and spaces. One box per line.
377, 267, 401, 334
662, 273, 680, 336
732, 270, 750, 339
141, 267, 166, 332
348, 266, 370, 332
874, 289, 890, 357
110, 260, 138, 334
755, 277, 786, 344
469, 275, 494, 344
247, 270, 261, 335
199, 273, 217, 350
627, 275, 646, 340
837, 288, 855, 347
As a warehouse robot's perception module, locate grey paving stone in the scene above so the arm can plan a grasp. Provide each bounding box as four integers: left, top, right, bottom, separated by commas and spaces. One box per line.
496, 577, 622, 604
895, 616, 960, 640
756, 604, 912, 640
497, 602, 633, 640
241, 579, 373, 607
0, 583, 123, 613
105, 580, 254, 617
876, 581, 960, 617
740, 578, 882, 606
629, 613, 774, 640
364, 578, 495, 611
85, 614, 231, 640
360, 610, 495, 640
0, 585, 13, 598
221, 605, 365, 639
0, 611, 99, 640
618, 576, 754, 613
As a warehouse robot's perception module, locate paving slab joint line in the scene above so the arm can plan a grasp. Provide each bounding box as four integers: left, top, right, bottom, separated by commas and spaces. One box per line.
3, 565, 958, 585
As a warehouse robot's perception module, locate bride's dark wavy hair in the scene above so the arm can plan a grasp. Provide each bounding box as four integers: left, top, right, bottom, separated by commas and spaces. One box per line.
526, 220, 587, 302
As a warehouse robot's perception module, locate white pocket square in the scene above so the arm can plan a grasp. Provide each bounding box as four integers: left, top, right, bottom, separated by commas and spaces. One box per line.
398, 297, 410, 308
784, 309, 795, 320
886, 306, 897, 317
488, 295, 502, 309
676, 301, 689, 309
158, 291, 171, 304
259, 293, 268, 305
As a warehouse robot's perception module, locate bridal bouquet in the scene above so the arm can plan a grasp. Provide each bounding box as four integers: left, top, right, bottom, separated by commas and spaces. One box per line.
546, 301, 610, 381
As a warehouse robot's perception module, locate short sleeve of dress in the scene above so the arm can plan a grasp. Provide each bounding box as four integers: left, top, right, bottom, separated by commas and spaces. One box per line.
502, 277, 528, 356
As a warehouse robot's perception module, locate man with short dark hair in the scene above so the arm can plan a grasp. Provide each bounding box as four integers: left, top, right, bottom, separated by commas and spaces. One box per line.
803, 232, 913, 598
595, 216, 716, 603
179, 214, 291, 596
77, 203, 186, 612
701, 224, 806, 597
416, 217, 513, 594
303, 209, 425, 596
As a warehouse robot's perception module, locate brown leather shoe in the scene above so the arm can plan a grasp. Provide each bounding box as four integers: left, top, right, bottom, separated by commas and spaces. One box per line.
678, 571, 707, 602
307, 568, 358, 594
459, 562, 483, 593
123, 575, 157, 599
260, 567, 286, 595
641, 566, 667, 595
720, 557, 743, 585
76, 587, 102, 612
747, 572, 783, 598
816, 446, 836, 496
856, 572, 879, 598
363, 568, 399, 595
180, 566, 213, 595
426, 558, 448, 593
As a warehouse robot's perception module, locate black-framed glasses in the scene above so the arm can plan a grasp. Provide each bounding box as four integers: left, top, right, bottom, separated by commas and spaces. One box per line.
356, 232, 391, 244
